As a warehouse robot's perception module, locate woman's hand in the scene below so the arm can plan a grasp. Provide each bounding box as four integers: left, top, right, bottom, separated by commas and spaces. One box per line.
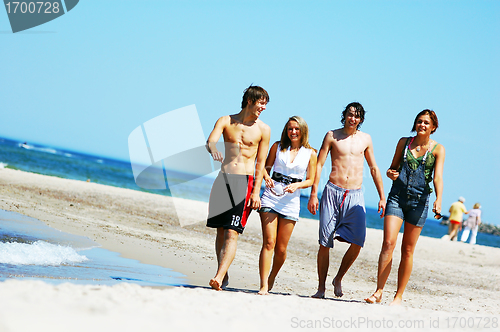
284, 183, 300, 194
387, 169, 399, 181
432, 200, 441, 215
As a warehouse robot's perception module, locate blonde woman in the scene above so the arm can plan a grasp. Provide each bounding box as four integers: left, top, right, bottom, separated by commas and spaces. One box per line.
258, 116, 317, 295
461, 203, 482, 245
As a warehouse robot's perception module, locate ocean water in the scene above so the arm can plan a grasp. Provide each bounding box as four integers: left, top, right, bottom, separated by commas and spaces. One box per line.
0, 210, 187, 286
0, 137, 499, 286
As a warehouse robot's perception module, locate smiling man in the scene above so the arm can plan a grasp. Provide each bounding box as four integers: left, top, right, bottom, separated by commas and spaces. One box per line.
205, 85, 270, 291
307, 102, 386, 298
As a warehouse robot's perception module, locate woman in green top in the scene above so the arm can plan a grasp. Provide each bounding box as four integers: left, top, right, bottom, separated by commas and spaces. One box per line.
366, 109, 445, 306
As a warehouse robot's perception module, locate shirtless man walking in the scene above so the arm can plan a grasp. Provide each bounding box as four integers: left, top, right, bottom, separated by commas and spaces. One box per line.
205, 85, 270, 291
308, 102, 386, 298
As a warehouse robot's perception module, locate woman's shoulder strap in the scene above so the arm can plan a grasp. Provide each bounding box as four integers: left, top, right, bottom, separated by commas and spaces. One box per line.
431, 141, 439, 152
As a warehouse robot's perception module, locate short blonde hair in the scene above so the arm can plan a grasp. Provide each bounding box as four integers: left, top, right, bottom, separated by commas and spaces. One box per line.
473, 203, 481, 209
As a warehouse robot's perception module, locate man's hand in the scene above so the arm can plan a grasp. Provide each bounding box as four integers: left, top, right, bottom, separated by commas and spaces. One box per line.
247, 193, 261, 210
206, 142, 223, 162
308, 196, 319, 215
211, 150, 223, 163
264, 176, 274, 188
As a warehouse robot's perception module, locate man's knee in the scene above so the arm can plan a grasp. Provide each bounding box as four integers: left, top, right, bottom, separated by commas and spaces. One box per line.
349, 243, 362, 253
225, 228, 240, 241
318, 244, 330, 255
215, 227, 225, 242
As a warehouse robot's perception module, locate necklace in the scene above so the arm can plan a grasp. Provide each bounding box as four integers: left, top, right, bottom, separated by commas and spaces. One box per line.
414, 138, 430, 152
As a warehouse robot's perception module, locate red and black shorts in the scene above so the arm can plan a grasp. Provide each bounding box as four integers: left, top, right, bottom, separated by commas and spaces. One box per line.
206, 172, 254, 234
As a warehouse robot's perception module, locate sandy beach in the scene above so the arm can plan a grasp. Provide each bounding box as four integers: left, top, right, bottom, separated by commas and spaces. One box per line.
0, 168, 499, 331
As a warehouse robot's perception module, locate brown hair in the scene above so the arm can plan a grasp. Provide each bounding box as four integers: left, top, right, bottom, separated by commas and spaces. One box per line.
241, 85, 269, 109
411, 109, 439, 134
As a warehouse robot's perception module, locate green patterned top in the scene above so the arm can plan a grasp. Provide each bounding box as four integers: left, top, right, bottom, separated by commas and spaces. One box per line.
399, 138, 438, 192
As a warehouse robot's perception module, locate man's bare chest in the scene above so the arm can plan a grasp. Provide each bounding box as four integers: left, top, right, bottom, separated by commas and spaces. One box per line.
332, 139, 366, 157
224, 125, 261, 147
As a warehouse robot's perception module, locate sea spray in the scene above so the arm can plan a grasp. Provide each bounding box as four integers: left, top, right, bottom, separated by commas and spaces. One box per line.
0, 241, 88, 266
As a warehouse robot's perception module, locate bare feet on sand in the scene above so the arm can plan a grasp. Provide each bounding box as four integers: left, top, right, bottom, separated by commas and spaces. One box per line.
389, 297, 402, 306
311, 278, 343, 299
258, 275, 276, 295
257, 288, 269, 295
333, 278, 343, 297
209, 278, 222, 291
365, 291, 382, 304
221, 274, 229, 290
311, 290, 325, 299
267, 276, 275, 292
210, 273, 228, 291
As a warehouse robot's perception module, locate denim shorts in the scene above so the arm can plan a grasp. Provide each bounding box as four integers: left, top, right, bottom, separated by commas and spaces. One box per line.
385, 186, 430, 227
258, 207, 299, 222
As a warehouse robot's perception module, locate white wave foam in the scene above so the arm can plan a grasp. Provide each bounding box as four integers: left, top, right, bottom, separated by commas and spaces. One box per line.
18, 143, 57, 155
0, 162, 7, 169
38, 147, 57, 154
0, 241, 88, 266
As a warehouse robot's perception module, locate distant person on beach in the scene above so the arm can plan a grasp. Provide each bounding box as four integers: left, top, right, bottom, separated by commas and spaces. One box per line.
461, 203, 481, 245
205, 85, 270, 291
307, 102, 386, 299
448, 197, 467, 241
257, 116, 317, 295
366, 109, 445, 306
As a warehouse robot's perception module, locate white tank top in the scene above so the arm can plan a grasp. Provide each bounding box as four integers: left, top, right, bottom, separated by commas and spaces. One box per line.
260, 144, 313, 219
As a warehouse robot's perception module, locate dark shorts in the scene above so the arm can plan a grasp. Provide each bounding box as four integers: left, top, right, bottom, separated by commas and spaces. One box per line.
385, 185, 429, 227
206, 172, 254, 234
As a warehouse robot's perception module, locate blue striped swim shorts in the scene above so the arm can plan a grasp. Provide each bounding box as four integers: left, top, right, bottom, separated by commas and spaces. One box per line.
318, 182, 366, 248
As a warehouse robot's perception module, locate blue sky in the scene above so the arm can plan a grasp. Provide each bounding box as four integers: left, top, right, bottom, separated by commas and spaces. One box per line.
1, 1, 499, 225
